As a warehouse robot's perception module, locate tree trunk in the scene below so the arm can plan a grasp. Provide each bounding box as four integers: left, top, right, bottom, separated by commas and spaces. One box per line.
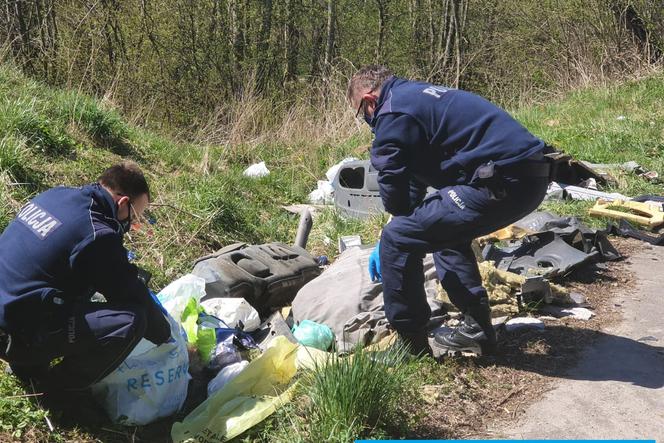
374, 0, 386, 62
14, 0, 35, 72
411, 0, 426, 70
323, 0, 336, 69
257, 0, 273, 89
284, 0, 300, 81
441, 0, 454, 73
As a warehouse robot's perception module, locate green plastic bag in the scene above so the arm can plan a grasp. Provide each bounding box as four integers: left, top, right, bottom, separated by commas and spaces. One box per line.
181, 297, 216, 364
171, 336, 298, 443
292, 319, 334, 351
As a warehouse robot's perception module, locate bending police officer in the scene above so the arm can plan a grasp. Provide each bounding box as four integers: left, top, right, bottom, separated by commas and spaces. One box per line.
0, 162, 170, 392
348, 66, 550, 356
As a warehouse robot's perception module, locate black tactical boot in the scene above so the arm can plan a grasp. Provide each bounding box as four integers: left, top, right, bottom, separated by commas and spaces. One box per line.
397, 330, 433, 357
433, 298, 496, 355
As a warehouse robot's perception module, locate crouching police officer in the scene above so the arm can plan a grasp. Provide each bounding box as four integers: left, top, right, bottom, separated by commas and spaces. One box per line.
348, 66, 550, 356
0, 161, 170, 393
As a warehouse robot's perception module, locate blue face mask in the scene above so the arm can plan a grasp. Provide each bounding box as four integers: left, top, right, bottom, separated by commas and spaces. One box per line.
355, 94, 376, 127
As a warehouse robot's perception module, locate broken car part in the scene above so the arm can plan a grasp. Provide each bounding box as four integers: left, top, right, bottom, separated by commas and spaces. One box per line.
332, 159, 385, 219
293, 208, 312, 249
253, 311, 298, 350
483, 231, 598, 278
589, 199, 664, 229
545, 182, 629, 202
607, 219, 664, 246
513, 212, 620, 261
192, 242, 321, 315
544, 149, 613, 187
582, 160, 660, 184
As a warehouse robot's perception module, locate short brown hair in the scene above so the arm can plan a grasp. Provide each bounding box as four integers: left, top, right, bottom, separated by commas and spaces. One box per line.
98, 161, 150, 201
346, 65, 393, 102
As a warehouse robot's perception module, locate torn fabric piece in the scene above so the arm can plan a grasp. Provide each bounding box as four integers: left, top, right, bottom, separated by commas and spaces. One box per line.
291, 247, 440, 352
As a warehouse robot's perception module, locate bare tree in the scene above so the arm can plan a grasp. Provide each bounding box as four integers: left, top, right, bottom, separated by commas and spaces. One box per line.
374, 0, 387, 61
257, 0, 273, 89
323, 0, 335, 69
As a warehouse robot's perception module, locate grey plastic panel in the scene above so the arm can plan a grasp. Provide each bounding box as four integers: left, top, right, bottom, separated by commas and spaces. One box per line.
483, 232, 598, 278
332, 160, 385, 219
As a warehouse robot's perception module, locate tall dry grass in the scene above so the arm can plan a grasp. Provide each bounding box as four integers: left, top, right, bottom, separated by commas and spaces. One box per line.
196, 72, 363, 148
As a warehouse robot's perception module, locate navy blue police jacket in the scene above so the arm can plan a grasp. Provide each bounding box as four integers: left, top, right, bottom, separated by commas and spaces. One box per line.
368, 77, 545, 216
0, 183, 167, 340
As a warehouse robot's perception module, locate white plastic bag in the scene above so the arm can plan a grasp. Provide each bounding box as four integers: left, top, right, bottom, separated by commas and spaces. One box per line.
243, 161, 270, 178
308, 180, 335, 204
325, 157, 358, 182
207, 360, 249, 397
91, 314, 190, 426
157, 274, 206, 320
200, 297, 260, 332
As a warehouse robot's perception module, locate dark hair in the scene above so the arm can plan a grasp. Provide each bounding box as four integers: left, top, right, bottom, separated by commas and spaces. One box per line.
346, 65, 393, 102
98, 161, 150, 201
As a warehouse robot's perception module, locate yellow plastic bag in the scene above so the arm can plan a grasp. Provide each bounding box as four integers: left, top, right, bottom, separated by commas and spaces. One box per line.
171, 336, 299, 443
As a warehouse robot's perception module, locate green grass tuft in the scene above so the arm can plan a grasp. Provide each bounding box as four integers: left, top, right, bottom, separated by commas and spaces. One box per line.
265, 344, 423, 443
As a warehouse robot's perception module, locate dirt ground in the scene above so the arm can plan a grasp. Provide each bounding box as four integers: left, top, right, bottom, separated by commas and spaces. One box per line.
412, 237, 641, 439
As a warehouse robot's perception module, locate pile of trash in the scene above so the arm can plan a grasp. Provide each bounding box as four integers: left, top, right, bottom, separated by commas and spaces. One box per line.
89, 153, 661, 440
291, 212, 614, 354
310, 152, 664, 242
88, 238, 335, 442
91, 270, 333, 441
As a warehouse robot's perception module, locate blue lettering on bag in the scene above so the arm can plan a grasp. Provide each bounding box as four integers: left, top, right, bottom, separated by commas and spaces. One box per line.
126, 362, 189, 391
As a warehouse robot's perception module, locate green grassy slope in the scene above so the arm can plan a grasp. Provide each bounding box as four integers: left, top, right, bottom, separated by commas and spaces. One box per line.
0, 64, 377, 290
519, 75, 664, 174
0, 65, 663, 441
516, 74, 664, 206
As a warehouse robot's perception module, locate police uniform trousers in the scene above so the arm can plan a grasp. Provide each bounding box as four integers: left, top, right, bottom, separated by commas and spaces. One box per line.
380, 170, 549, 333
5, 302, 148, 390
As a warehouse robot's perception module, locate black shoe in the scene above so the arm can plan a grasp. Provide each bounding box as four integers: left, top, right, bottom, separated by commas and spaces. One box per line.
397, 330, 433, 357
433, 300, 497, 356
7, 363, 49, 387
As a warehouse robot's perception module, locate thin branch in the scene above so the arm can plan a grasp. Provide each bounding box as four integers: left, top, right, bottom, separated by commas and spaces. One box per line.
4, 392, 44, 399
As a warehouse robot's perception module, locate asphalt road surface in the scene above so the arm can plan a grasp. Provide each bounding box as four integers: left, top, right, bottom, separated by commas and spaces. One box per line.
495, 244, 664, 440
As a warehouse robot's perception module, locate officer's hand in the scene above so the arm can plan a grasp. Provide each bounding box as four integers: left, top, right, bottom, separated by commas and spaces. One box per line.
368, 242, 382, 282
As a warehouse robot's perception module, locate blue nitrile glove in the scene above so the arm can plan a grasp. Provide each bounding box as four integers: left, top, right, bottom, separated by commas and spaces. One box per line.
368, 241, 382, 282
